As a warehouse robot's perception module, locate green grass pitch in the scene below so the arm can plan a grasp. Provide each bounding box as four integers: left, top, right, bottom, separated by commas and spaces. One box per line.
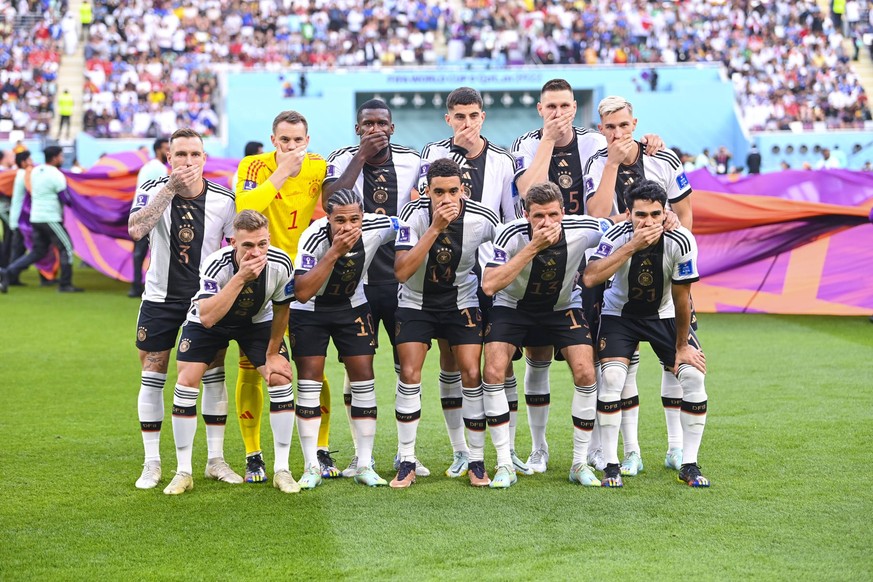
1, 267, 871, 579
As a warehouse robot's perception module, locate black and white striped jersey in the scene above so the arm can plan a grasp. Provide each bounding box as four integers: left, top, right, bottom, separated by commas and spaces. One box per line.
187, 245, 294, 328
396, 197, 499, 311
488, 215, 608, 312
324, 143, 421, 286
591, 222, 699, 320
418, 137, 520, 223
291, 213, 398, 312
582, 142, 692, 215
130, 177, 235, 303
511, 126, 607, 215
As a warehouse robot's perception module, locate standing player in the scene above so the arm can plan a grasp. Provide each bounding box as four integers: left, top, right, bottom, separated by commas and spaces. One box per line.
391, 158, 503, 488
130, 138, 170, 298
234, 110, 328, 483
289, 190, 398, 488
418, 86, 526, 477
583, 96, 693, 475
482, 182, 608, 488
322, 99, 424, 477
127, 128, 238, 490
164, 210, 298, 495
583, 180, 709, 488
2, 150, 33, 289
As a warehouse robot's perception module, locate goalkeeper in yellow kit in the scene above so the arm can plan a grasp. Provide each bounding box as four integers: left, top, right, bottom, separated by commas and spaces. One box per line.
234, 110, 339, 482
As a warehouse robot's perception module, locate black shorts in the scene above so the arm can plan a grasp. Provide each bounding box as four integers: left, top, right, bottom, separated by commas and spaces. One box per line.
135, 300, 190, 352
485, 306, 593, 351
364, 282, 398, 348
289, 303, 376, 359
395, 307, 483, 347
597, 315, 701, 369
176, 320, 289, 368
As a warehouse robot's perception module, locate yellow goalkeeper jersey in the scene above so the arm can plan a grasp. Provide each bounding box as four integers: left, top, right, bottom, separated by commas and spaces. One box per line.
235, 151, 326, 262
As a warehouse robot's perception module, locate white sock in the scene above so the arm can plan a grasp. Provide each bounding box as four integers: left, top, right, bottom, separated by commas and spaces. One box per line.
201, 367, 227, 460
597, 361, 627, 465
661, 368, 684, 450
677, 365, 707, 465
505, 374, 519, 450
171, 384, 199, 474
295, 379, 322, 470
350, 379, 377, 469
620, 354, 640, 456
267, 383, 294, 472
572, 383, 597, 465
343, 370, 357, 453
395, 380, 422, 462
524, 358, 551, 453
483, 382, 511, 467
138, 371, 166, 463
462, 384, 486, 462
439, 370, 467, 453
588, 363, 602, 453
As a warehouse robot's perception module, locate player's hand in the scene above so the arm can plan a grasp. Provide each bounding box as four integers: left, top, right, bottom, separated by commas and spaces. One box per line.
607, 134, 636, 167
530, 221, 561, 251
265, 354, 293, 386
542, 108, 574, 143
331, 226, 362, 255
641, 133, 665, 156
276, 142, 306, 179
358, 128, 390, 160
630, 222, 663, 250
663, 209, 680, 231
453, 122, 480, 154
238, 249, 268, 282
168, 164, 201, 196
432, 199, 460, 231
674, 344, 706, 374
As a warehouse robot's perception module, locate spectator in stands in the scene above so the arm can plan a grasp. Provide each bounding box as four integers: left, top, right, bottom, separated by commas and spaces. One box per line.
746, 145, 762, 174
815, 148, 843, 169
713, 146, 732, 175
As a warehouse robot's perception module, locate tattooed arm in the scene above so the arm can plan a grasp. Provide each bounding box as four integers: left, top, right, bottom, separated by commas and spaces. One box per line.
129, 180, 178, 241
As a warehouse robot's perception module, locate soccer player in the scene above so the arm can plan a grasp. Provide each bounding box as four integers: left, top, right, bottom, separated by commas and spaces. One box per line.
511, 79, 664, 473
289, 189, 398, 488
322, 99, 424, 477
1, 146, 82, 293
2, 150, 33, 289
163, 210, 298, 495
482, 182, 608, 488
127, 128, 238, 490
234, 110, 328, 483
391, 158, 502, 488
418, 86, 526, 477
583, 96, 693, 475
583, 180, 709, 488
130, 138, 170, 298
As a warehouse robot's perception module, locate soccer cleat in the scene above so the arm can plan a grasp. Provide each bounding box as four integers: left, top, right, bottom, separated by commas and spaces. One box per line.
205, 458, 244, 484
393, 453, 430, 477
0, 269, 8, 293
526, 449, 549, 473
135, 461, 162, 489
664, 448, 684, 471
510, 449, 534, 475
317, 449, 341, 478
489, 465, 517, 489
354, 466, 388, 487
298, 465, 323, 490
445, 451, 469, 478
272, 469, 301, 493
677, 463, 710, 488
245, 452, 268, 483
468, 460, 491, 487
58, 285, 85, 293
342, 456, 359, 478
587, 448, 607, 471
390, 461, 417, 489
601, 463, 623, 488
620, 451, 645, 476
163, 472, 193, 495
569, 463, 601, 487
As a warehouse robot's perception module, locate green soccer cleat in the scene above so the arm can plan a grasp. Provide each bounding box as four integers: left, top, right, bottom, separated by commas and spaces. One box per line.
489, 465, 518, 489
510, 449, 533, 475
354, 466, 388, 487
163, 472, 193, 495
445, 451, 469, 478
569, 463, 601, 487
298, 465, 323, 490
664, 448, 684, 471
620, 451, 644, 476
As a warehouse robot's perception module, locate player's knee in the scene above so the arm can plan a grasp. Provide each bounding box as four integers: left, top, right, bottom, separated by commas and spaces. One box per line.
677, 365, 706, 402
599, 361, 628, 397
460, 366, 482, 388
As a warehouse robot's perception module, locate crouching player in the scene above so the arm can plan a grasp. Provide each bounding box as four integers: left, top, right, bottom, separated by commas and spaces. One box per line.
289, 190, 398, 488
164, 210, 299, 495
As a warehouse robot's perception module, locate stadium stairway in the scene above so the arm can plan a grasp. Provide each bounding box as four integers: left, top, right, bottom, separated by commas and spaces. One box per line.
51, 0, 86, 143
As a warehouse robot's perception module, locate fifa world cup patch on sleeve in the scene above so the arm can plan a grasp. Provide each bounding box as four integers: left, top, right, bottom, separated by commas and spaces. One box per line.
584, 176, 595, 194
419, 163, 430, 178
398, 226, 410, 243
203, 279, 219, 293
514, 155, 524, 171
678, 260, 694, 277
326, 164, 337, 179
493, 248, 507, 263
676, 173, 689, 189
134, 194, 148, 208
595, 242, 613, 257
301, 254, 316, 269
243, 180, 257, 191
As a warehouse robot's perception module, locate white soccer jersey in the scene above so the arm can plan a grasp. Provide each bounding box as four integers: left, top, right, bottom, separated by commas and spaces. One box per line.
324, 143, 421, 285
418, 137, 520, 222
512, 126, 607, 215
582, 142, 692, 215
592, 222, 699, 320
489, 215, 608, 312
130, 177, 236, 303
188, 245, 294, 327
396, 197, 499, 311
291, 213, 398, 312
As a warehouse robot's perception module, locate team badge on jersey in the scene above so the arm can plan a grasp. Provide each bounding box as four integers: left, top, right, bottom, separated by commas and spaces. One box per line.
398, 226, 410, 243
678, 260, 694, 277
284, 280, 295, 298
676, 173, 689, 190
243, 180, 258, 191
203, 279, 219, 293
595, 242, 613, 258
134, 194, 148, 208
493, 248, 507, 263
301, 254, 316, 269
